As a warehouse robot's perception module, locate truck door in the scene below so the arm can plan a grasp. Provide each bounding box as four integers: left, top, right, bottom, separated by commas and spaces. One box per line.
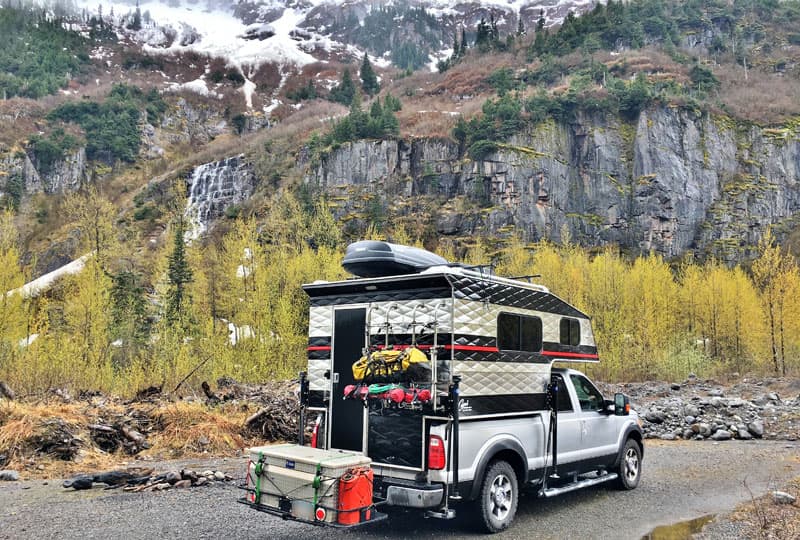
552, 374, 582, 464
329, 307, 366, 452
569, 373, 618, 458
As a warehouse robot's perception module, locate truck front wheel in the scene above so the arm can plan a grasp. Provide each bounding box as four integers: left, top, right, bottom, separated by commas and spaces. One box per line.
476, 460, 519, 533
615, 439, 642, 490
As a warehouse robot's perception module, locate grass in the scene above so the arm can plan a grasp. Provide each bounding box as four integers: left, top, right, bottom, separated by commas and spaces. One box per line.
148, 401, 255, 457
0, 398, 262, 479
732, 475, 800, 539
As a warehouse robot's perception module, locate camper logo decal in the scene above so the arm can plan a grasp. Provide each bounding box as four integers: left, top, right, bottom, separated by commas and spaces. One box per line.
458, 399, 472, 413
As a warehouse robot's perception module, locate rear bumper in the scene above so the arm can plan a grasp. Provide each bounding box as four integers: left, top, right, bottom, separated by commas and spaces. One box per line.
374, 476, 444, 509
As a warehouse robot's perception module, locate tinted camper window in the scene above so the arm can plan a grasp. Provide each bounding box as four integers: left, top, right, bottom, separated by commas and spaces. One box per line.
560, 318, 581, 346
498, 313, 542, 353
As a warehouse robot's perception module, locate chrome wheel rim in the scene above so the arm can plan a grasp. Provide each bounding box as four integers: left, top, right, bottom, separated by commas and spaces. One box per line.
624, 447, 640, 483
489, 473, 513, 521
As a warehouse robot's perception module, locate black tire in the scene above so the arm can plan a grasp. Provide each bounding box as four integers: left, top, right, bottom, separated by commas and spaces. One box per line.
615, 438, 642, 490
475, 460, 519, 533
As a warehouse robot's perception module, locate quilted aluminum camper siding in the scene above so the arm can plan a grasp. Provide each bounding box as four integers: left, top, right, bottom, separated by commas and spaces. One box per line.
303, 270, 598, 415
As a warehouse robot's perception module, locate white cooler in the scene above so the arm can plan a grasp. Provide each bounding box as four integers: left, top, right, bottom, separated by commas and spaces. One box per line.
247, 444, 371, 523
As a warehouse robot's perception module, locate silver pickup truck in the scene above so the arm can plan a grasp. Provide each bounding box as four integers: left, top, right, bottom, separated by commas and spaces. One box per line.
373, 367, 643, 532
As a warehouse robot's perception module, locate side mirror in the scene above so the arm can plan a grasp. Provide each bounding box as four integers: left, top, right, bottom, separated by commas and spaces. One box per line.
614, 393, 631, 416
602, 400, 615, 414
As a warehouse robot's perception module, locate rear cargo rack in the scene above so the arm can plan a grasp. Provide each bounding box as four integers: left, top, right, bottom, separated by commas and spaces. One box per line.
236, 485, 388, 528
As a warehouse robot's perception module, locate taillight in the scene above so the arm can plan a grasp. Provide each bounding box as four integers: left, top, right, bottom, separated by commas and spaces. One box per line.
428, 435, 446, 470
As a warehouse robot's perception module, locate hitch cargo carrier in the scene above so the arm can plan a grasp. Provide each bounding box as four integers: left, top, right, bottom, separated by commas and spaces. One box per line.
237, 444, 387, 528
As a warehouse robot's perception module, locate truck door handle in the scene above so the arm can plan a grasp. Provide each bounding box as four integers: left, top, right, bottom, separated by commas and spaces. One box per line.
333, 372, 340, 384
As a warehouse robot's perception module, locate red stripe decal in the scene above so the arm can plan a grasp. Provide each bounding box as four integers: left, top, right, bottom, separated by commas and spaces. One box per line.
307, 346, 332, 351
541, 350, 599, 359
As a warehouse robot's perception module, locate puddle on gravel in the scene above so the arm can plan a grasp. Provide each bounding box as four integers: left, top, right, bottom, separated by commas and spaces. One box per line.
641, 515, 715, 539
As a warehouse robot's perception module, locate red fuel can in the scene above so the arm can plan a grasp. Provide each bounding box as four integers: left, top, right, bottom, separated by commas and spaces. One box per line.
337, 467, 373, 525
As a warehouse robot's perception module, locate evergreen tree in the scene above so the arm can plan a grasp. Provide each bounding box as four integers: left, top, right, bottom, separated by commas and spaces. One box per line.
517, 17, 525, 36
166, 220, 193, 324
536, 10, 546, 32
359, 53, 380, 96
460, 27, 467, 56
128, 1, 142, 31
329, 68, 356, 105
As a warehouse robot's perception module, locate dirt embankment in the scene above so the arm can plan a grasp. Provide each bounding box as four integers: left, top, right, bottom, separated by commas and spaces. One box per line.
0, 378, 300, 480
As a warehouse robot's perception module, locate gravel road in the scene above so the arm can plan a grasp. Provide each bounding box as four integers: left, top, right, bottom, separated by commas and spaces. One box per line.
1, 441, 797, 540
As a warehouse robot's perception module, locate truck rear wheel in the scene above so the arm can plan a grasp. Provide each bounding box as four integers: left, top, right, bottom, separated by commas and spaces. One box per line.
476, 460, 519, 533
615, 439, 642, 490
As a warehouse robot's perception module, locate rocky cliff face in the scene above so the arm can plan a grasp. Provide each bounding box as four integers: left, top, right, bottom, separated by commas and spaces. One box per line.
1, 147, 89, 197
304, 107, 800, 261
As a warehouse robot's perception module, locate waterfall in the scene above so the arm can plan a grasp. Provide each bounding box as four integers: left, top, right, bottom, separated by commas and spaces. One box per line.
184, 154, 255, 241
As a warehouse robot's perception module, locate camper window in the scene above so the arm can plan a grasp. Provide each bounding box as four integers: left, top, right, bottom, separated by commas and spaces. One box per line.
559, 318, 581, 346
497, 313, 542, 353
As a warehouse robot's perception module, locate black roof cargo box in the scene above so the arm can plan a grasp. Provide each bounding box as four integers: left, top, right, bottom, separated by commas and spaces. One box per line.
342, 240, 448, 278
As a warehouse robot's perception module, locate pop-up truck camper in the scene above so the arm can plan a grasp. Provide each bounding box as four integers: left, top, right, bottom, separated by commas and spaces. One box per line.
239, 241, 643, 533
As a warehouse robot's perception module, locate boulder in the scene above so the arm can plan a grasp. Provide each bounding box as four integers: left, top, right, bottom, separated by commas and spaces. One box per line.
711, 429, 732, 441
748, 420, 765, 438
772, 491, 796, 504
0, 470, 19, 481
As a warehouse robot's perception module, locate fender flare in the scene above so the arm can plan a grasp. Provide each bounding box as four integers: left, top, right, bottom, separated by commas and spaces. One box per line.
613, 424, 644, 468
467, 438, 529, 501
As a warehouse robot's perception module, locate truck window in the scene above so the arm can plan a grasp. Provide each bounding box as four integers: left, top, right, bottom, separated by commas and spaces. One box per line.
497, 313, 542, 353
551, 374, 574, 412
559, 318, 581, 346
569, 374, 604, 411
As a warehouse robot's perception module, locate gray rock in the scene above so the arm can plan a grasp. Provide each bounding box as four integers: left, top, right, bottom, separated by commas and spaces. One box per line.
684, 405, 700, 417
752, 395, 768, 406
728, 398, 747, 408
710, 397, 725, 408
748, 420, 765, 438
213, 471, 226, 481
685, 416, 696, 425
698, 423, 712, 436
709, 389, 724, 397
201, 470, 214, 477
0, 470, 19, 481
671, 383, 681, 391
165, 471, 181, 484
737, 429, 753, 440
711, 430, 732, 441
173, 480, 192, 489
194, 477, 208, 487
682, 429, 694, 440
772, 491, 796, 504
645, 410, 666, 424
768, 392, 780, 402
659, 433, 677, 441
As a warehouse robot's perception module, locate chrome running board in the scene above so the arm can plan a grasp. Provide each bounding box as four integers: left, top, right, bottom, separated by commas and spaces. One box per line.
541, 472, 618, 498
